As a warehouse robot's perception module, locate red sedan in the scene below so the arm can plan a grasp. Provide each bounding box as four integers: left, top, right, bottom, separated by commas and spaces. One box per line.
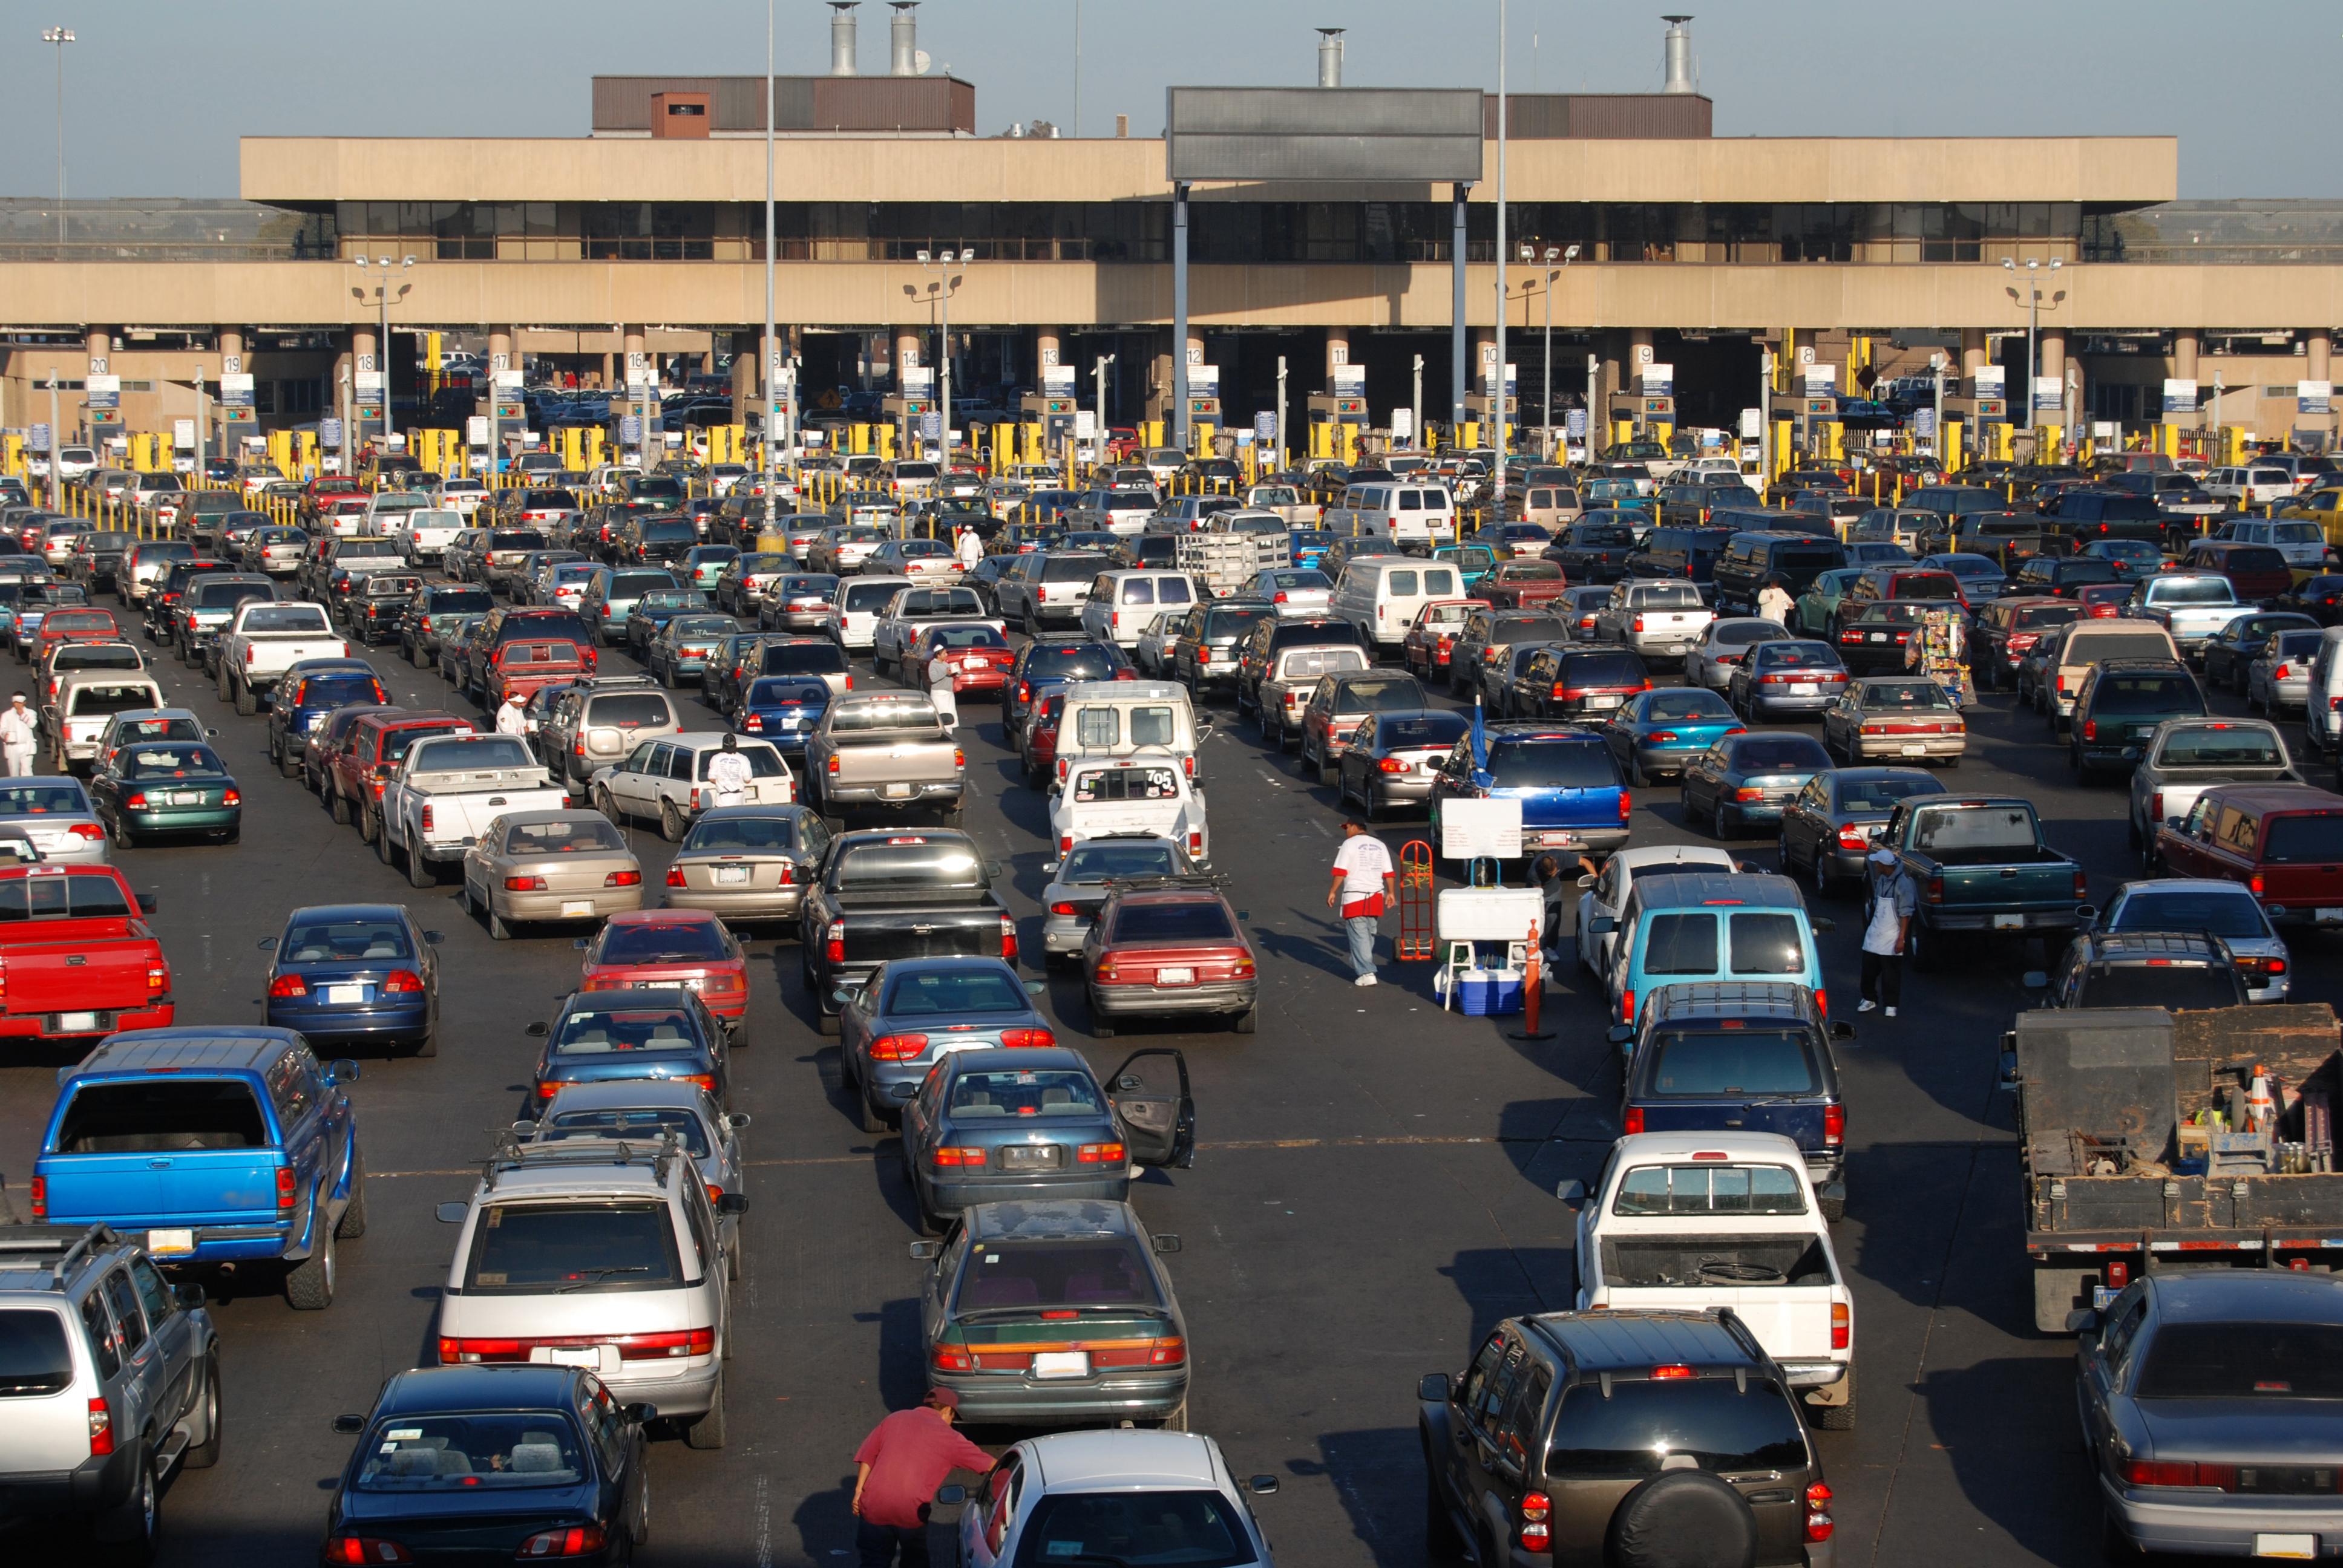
1020, 691, 1067, 787
916, 625, 1014, 698
578, 909, 749, 1029
2074, 582, 2132, 619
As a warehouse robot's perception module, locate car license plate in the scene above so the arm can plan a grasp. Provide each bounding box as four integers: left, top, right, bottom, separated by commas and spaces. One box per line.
325, 984, 365, 1005
1000, 1145, 1059, 1170
1869, 632, 1887, 642
2092, 1284, 2123, 1310
715, 866, 750, 886
779, 714, 802, 730
2254, 1536, 2315, 1560
146, 1228, 194, 1257
172, 790, 203, 806
1588, 694, 1620, 709
1901, 743, 1927, 757
1031, 1351, 1091, 1380
1992, 914, 2024, 931
56, 1010, 99, 1032
882, 782, 912, 799
2320, 908, 2343, 924
560, 900, 595, 918
1792, 682, 1818, 695
543, 1347, 601, 1369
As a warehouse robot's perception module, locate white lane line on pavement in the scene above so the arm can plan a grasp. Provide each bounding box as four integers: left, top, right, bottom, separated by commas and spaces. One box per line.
755, 1474, 773, 1568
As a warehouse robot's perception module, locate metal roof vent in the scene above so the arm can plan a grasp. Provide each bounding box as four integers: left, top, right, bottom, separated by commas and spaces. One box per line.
1316, 28, 1345, 89
828, 1, 859, 77
1661, 15, 1696, 94
888, 2, 924, 77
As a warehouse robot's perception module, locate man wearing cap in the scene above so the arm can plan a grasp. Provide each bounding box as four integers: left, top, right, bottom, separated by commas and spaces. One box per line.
707, 731, 754, 807
0, 692, 38, 777
850, 1388, 995, 1568
1860, 845, 1918, 1018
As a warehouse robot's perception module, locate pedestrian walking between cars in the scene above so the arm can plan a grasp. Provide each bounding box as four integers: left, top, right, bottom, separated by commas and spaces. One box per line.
1329, 819, 1397, 985
851, 1388, 996, 1568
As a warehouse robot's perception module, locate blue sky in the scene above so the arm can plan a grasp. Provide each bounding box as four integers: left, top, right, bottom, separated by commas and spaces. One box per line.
1, 0, 2325, 199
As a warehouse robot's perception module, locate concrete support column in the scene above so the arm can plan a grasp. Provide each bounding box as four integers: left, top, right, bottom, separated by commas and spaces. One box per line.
731, 330, 758, 424
1325, 326, 1349, 388
700, 346, 717, 377
1150, 334, 1174, 419
1627, 327, 1654, 376
895, 328, 921, 392
2039, 328, 2066, 387
2174, 330, 2200, 384
216, 327, 244, 367
350, 325, 380, 442
1960, 328, 1989, 386
82, 327, 114, 442
1033, 326, 1063, 381
621, 325, 647, 385
2309, 332, 2332, 385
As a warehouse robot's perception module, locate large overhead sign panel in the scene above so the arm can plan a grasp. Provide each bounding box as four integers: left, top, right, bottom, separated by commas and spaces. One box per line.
1166, 87, 1485, 183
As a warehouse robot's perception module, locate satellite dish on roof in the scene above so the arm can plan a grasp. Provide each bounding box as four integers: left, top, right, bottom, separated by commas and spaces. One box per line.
914, 48, 931, 74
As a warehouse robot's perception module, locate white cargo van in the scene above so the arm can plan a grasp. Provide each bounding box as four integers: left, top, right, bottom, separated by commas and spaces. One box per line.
1080, 570, 1199, 648
1326, 557, 1466, 653
1320, 482, 1457, 549
1054, 679, 1205, 783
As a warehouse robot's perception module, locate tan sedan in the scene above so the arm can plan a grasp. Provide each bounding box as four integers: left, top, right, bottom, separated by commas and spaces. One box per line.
1821, 677, 1968, 766
460, 808, 646, 940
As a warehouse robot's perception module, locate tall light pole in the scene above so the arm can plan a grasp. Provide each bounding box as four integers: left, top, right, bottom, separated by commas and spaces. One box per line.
1493, 0, 1509, 505
41, 27, 72, 253
353, 253, 415, 454
915, 249, 972, 460
763, 0, 778, 531
2004, 256, 2062, 438
45, 372, 61, 510
1519, 240, 1578, 460
1093, 353, 1113, 467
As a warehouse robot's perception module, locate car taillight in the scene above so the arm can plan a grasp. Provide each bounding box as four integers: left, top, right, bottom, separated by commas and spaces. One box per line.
2083, 718, 2097, 740
1804, 1481, 1834, 1543
1824, 1103, 1846, 1147
324, 1537, 413, 1565
825, 920, 846, 965
667, 866, 689, 887
85, 1398, 117, 1462
277, 1166, 297, 1210
1000, 913, 1019, 963
1830, 1299, 1851, 1351
1620, 988, 1634, 1024
269, 973, 309, 998
1926, 870, 1944, 904
1622, 1107, 1644, 1135
869, 1033, 928, 1061
2120, 1458, 2237, 1491
999, 1027, 1057, 1049
382, 970, 426, 995
1735, 786, 1763, 802
1078, 1142, 1126, 1164
931, 1146, 988, 1168
505, 875, 548, 891
605, 869, 641, 887
2250, 871, 2266, 897
420, 804, 435, 834
1518, 1491, 1552, 1554
931, 1342, 975, 1372
244, 645, 255, 664
2073, 867, 2089, 901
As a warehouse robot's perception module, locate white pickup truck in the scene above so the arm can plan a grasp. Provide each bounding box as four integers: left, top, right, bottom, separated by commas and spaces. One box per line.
2128, 572, 2243, 659
215, 600, 350, 714
379, 731, 571, 887
1593, 578, 1715, 662
1561, 1131, 1855, 1429
1048, 750, 1210, 871
392, 508, 466, 564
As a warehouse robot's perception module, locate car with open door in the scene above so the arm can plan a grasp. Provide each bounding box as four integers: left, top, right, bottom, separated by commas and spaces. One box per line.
895, 1045, 1195, 1233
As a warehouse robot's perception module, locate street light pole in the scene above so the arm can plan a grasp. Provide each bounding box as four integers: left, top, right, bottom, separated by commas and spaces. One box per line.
763, 0, 778, 532
1519, 241, 1579, 461
2005, 256, 2062, 440
1094, 353, 1113, 467
41, 27, 72, 255
353, 253, 415, 456
1493, 0, 1508, 505
1275, 356, 1287, 474
916, 249, 974, 462
46, 373, 61, 511
1412, 354, 1424, 454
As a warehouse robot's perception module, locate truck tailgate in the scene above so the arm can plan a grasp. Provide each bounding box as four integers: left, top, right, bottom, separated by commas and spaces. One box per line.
0, 933, 157, 1016
835, 740, 960, 785
41, 1148, 280, 1226
841, 909, 1002, 965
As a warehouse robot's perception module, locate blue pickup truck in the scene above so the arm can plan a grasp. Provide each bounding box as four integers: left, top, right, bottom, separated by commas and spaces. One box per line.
33, 1027, 364, 1310
1612, 981, 1852, 1222
1427, 723, 1631, 862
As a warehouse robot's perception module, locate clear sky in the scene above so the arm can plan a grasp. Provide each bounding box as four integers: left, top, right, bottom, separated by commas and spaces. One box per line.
0, 0, 2325, 200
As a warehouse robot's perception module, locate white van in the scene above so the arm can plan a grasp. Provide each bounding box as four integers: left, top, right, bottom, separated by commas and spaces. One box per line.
1326, 556, 1467, 653
1080, 570, 1199, 648
1054, 679, 1205, 782
1320, 482, 1457, 549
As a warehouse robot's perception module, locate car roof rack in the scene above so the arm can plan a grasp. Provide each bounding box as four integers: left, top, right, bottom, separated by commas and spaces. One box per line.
1103, 872, 1233, 894
0, 1221, 118, 1291
480, 1128, 681, 1192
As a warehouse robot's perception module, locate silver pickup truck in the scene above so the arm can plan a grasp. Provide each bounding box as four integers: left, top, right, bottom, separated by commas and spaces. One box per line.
2129, 716, 2302, 867
1593, 578, 1715, 662
378, 731, 571, 887
803, 692, 967, 826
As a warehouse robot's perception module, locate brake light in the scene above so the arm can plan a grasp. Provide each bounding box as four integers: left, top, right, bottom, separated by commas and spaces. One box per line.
2074, 867, 2090, 901
1836, 826, 1870, 851
1649, 1364, 1695, 1380
2120, 1459, 2238, 1491
1804, 1481, 1834, 1544
382, 970, 425, 995
1925, 871, 1944, 904
667, 866, 687, 887
1001, 913, 1019, 963
505, 875, 548, 891
1735, 786, 1763, 802
1619, 790, 1632, 823
420, 804, 435, 834
1830, 1299, 1850, 1351
67, 822, 104, 840
605, 869, 641, 887
827, 753, 841, 774
1620, 988, 1634, 1024
2251, 872, 2266, 897
1622, 1106, 1644, 1135
2083, 719, 2097, 740
2106, 1260, 2130, 1291
1518, 1492, 1552, 1555
931, 1146, 988, 1168
1000, 1027, 1057, 1049
825, 920, 845, 965
1824, 1103, 1845, 1147
323, 1537, 412, 1565
1078, 1142, 1126, 1164
869, 1033, 928, 1061
269, 973, 309, 998
277, 1166, 297, 1210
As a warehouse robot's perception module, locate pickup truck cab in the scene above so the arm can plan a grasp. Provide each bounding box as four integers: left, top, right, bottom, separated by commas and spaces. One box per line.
1475, 558, 1571, 612
2123, 572, 2244, 664
869, 585, 998, 677
1559, 1132, 1856, 1428
1615, 981, 1850, 1218
1049, 751, 1209, 870
2128, 717, 2299, 866
215, 600, 348, 716
2154, 782, 2343, 927
35, 1027, 362, 1308
797, 828, 1015, 1033
1884, 795, 2085, 967
1593, 577, 1714, 662
379, 731, 571, 888
0, 863, 169, 1047
804, 692, 966, 825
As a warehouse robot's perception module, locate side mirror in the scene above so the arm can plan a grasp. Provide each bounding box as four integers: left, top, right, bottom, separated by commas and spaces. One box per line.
434, 1201, 470, 1224
1152, 1232, 1182, 1253
622, 1402, 658, 1425
717, 1192, 750, 1215
326, 1059, 359, 1085
1576, 874, 1595, 889
256, 935, 279, 951
573, 936, 591, 950
1024, 979, 1046, 995
908, 1239, 943, 1261
985, 860, 1001, 878
1248, 1475, 1280, 1497
889, 1082, 918, 1102
138, 893, 157, 915
2074, 904, 2097, 923
2065, 1307, 2102, 1336
174, 1282, 206, 1310
2022, 970, 2049, 990
511, 1119, 538, 1137
206, 728, 219, 737
422, 930, 444, 945
934, 1485, 968, 1507
1556, 1178, 1588, 1207
1811, 916, 1834, 933
1605, 1024, 1633, 1047
1831, 1021, 1856, 1041
1587, 915, 1616, 935
726, 1112, 752, 1130
525, 1022, 549, 1037
332, 1413, 367, 1436
1418, 1372, 1453, 1403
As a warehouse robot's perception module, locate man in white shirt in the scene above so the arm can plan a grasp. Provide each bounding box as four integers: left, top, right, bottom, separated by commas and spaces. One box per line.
1326, 819, 1397, 986
0, 692, 39, 776
706, 733, 755, 807
954, 524, 983, 572
494, 693, 528, 736
1755, 575, 1796, 629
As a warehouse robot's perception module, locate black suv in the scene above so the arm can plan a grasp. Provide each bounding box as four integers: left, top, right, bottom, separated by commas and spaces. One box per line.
2030, 929, 2249, 1010
1168, 598, 1277, 694
1711, 532, 1850, 619
1233, 615, 1365, 716
1420, 1308, 1833, 1567
1624, 524, 1735, 584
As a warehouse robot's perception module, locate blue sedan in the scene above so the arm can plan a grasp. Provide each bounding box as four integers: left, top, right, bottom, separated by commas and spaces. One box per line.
1679, 730, 1835, 840
260, 903, 443, 1056
524, 987, 729, 1114
1596, 686, 1746, 786
836, 956, 1052, 1134
735, 675, 833, 756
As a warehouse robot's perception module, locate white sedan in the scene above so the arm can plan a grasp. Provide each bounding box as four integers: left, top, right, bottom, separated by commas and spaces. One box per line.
1248, 567, 1333, 617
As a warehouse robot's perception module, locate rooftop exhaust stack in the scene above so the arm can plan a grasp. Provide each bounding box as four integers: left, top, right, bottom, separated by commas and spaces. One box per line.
1316, 28, 1345, 89
888, 2, 919, 77
1661, 15, 1695, 94
828, 1, 859, 77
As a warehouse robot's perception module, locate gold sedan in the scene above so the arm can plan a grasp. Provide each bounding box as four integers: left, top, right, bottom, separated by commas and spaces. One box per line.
460, 808, 645, 941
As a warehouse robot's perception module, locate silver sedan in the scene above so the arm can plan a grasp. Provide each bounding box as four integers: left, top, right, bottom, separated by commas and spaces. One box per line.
1249, 567, 1332, 617
2247, 628, 2324, 716
2093, 876, 2291, 1002
0, 777, 108, 863
1683, 617, 1789, 692
660, 803, 825, 926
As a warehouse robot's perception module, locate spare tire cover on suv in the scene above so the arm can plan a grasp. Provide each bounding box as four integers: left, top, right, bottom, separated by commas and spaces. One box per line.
1605, 1469, 1757, 1568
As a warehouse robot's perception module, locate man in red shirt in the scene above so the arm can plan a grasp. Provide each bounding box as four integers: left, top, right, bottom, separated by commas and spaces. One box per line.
851, 1388, 995, 1568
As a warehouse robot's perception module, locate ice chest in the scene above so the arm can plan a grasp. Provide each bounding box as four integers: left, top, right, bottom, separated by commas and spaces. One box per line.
1437, 966, 1524, 1016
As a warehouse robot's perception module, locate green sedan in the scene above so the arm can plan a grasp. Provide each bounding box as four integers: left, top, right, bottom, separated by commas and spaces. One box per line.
1792, 567, 1867, 640
91, 740, 241, 846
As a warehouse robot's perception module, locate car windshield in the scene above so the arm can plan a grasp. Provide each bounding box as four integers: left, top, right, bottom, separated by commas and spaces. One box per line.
506, 817, 629, 855
882, 967, 1028, 1015
1613, 1162, 1807, 1217
117, 745, 225, 779
1485, 740, 1618, 789
1646, 1030, 1820, 1096
1112, 901, 1236, 942
541, 1107, 710, 1156
2134, 1322, 2343, 1399
1545, 1380, 1809, 1479
281, 916, 411, 961
463, 1200, 681, 1293
2156, 725, 2284, 766
2092, 675, 2201, 716
949, 1068, 1100, 1117
356, 1413, 586, 1489
598, 920, 727, 963
1009, 1491, 1257, 1568
1729, 737, 1830, 773
1061, 841, 1179, 883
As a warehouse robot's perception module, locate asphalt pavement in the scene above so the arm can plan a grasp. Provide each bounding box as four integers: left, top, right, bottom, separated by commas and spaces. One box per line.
1, 582, 2320, 1568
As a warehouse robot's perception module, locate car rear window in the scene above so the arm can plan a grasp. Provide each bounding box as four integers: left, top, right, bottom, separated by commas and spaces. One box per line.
464, 1201, 681, 1293
1631, 583, 1705, 609
2090, 675, 2203, 716
1755, 643, 1838, 671
1205, 608, 1272, 641
300, 673, 390, 708
1646, 1030, 1819, 1096
2011, 604, 2082, 632
1562, 652, 1647, 685
1642, 913, 1717, 976
0, 1310, 72, 1397
883, 968, 1027, 1015
507, 817, 628, 854
428, 587, 494, 612
762, 642, 848, 676
2135, 1322, 2343, 1399
1484, 739, 1619, 789
67, 683, 163, 716
950, 1068, 1099, 1116
585, 694, 674, 727
0, 782, 90, 814
1613, 1161, 1806, 1217
834, 840, 986, 890
1546, 1379, 1809, 1479
610, 571, 679, 596
357, 1412, 586, 1489
1729, 736, 1830, 772
599, 920, 727, 963
952, 1238, 1162, 1312
57, 1079, 267, 1152
2156, 725, 2285, 766
2263, 814, 2343, 864
490, 530, 549, 550
0, 871, 132, 918
1112, 901, 1236, 942
1041, 555, 1109, 583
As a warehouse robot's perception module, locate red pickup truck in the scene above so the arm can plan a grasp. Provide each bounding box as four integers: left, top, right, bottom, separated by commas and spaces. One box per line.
0, 864, 172, 1045
1475, 560, 1573, 611
488, 638, 589, 709
2154, 782, 2343, 927
328, 710, 476, 843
